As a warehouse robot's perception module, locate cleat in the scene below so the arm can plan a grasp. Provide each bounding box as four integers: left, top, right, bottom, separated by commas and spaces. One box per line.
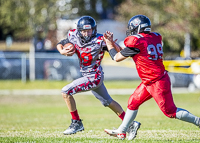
104, 129, 126, 140
63, 119, 84, 135
198, 117, 200, 128
127, 121, 141, 140
198, 118, 200, 128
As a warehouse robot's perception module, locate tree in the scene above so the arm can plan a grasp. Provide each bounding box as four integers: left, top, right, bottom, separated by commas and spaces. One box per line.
0, 0, 58, 40
0, 0, 31, 39
115, 0, 200, 57
0, 0, 124, 40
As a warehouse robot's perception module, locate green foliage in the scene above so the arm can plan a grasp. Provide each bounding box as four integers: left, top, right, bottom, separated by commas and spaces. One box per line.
0, 0, 58, 40
0, 93, 200, 142
1, 0, 200, 56
0, 0, 124, 40
0, 0, 127, 40
0, 0, 31, 38
115, 0, 200, 55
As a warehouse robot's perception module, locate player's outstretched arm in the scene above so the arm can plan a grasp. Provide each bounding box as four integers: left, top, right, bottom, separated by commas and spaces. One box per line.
103, 31, 127, 62
113, 42, 123, 52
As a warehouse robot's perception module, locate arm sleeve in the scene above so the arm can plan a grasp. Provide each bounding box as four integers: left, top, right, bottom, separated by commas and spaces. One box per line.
57, 38, 70, 46
108, 48, 118, 60
120, 47, 140, 57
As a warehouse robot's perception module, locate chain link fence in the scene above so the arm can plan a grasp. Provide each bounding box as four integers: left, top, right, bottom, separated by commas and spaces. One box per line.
0, 51, 81, 82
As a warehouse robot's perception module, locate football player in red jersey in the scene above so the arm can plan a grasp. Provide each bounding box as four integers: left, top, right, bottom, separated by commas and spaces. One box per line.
57, 16, 140, 138
103, 15, 200, 140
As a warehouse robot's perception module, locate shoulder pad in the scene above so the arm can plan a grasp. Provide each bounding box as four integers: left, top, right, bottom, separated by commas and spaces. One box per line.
68, 29, 77, 37
96, 34, 103, 40
130, 34, 144, 39
124, 36, 138, 48
152, 32, 161, 36
136, 34, 144, 38
96, 34, 104, 45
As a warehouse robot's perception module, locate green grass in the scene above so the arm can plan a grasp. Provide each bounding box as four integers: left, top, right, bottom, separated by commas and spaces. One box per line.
0, 92, 200, 142
0, 80, 141, 89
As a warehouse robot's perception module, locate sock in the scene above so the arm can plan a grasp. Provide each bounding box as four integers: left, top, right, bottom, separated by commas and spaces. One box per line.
119, 111, 125, 120
118, 108, 138, 133
70, 110, 80, 121
176, 108, 200, 126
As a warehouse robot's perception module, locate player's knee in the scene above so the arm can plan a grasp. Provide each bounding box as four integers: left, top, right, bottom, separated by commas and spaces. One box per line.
62, 92, 70, 99
127, 100, 140, 110
164, 112, 176, 118
127, 104, 139, 110
127, 96, 141, 110
102, 99, 112, 107
102, 101, 110, 107
162, 108, 177, 118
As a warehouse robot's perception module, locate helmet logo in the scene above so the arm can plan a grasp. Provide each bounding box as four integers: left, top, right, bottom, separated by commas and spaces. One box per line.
83, 25, 92, 29
141, 23, 148, 28
130, 18, 141, 26
144, 28, 151, 31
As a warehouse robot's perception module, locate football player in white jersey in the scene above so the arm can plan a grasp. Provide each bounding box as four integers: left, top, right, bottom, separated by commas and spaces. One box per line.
56, 16, 140, 139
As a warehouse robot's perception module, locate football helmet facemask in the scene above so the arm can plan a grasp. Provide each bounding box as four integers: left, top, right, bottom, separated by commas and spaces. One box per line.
77, 16, 97, 43
126, 15, 151, 36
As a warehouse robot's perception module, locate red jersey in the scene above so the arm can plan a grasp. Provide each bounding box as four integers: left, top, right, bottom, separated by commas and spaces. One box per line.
124, 32, 165, 85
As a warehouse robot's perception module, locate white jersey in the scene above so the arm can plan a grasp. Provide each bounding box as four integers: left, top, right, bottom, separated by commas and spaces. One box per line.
60, 29, 113, 105
67, 29, 107, 75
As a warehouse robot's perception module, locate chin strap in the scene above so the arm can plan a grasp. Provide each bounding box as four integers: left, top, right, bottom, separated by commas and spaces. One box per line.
83, 36, 91, 42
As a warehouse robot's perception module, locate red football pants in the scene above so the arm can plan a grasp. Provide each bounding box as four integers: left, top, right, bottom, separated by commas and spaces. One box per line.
128, 73, 177, 118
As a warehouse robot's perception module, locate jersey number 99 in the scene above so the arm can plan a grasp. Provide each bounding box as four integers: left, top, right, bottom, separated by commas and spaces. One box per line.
147, 43, 163, 60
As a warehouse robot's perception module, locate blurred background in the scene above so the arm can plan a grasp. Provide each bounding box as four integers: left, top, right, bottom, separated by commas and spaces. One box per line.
0, 0, 200, 91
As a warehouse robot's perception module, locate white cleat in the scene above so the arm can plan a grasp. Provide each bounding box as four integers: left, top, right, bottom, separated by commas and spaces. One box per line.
104, 129, 126, 140
127, 121, 141, 140
63, 119, 84, 135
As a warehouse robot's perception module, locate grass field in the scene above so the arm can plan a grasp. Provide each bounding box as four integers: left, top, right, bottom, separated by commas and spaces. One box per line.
0, 80, 200, 143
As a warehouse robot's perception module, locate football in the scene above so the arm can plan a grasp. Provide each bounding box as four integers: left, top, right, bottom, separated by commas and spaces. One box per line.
63, 43, 75, 51
63, 43, 76, 56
